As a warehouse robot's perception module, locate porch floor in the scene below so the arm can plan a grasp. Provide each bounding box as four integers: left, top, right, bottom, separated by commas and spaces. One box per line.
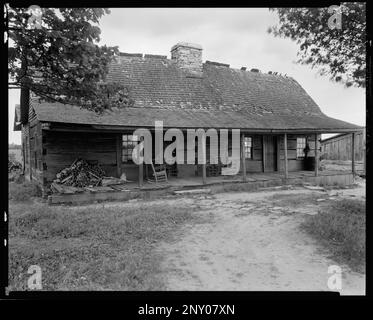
48, 170, 354, 205
122, 169, 352, 190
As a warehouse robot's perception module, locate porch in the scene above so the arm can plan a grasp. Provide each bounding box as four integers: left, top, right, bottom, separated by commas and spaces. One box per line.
48, 170, 354, 205
164, 170, 354, 188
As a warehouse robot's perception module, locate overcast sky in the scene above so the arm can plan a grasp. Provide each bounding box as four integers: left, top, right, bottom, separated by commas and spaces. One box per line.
8, 7, 366, 144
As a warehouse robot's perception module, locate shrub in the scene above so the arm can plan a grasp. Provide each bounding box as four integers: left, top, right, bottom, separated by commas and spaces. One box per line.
8, 171, 24, 183
9, 181, 42, 201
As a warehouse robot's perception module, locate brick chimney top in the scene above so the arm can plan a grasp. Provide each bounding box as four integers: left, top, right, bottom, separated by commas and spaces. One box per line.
171, 42, 203, 76
171, 42, 202, 51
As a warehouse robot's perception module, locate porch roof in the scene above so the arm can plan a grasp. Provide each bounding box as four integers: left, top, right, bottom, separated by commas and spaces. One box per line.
31, 100, 361, 133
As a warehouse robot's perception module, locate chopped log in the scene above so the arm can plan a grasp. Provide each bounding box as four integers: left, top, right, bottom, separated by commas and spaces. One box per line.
174, 188, 211, 195
102, 177, 126, 186
63, 185, 84, 193
85, 186, 114, 193
61, 175, 73, 184
88, 171, 100, 179
52, 158, 106, 190
109, 185, 131, 191
51, 183, 84, 194
51, 182, 65, 193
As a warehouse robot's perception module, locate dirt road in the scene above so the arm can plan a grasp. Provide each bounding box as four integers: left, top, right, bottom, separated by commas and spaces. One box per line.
158, 186, 365, 294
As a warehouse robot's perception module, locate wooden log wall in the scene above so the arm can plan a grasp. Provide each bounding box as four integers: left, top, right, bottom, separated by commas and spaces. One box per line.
38, 127, 327, 192
243, 134, 263, 172
277, 134, 319, 172
321, 131, 365, 161
190, 133, 263, 175
42, 130, 117, 187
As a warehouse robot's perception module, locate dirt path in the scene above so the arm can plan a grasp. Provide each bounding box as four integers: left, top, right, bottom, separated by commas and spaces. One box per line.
158, 186, 365, 294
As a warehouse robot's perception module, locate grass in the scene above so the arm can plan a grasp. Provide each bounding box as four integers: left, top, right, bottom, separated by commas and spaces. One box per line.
266, 192, 365, 272
9, 180, 42, 201
8, 200, 194, 291
302, 199, 365, 272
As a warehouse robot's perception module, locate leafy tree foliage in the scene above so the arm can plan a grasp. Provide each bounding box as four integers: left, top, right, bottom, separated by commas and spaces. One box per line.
268, 4, 366, 88
7, 6, 133, 112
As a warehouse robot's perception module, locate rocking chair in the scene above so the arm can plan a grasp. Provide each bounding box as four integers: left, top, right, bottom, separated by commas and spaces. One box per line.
148, 162, 168, 184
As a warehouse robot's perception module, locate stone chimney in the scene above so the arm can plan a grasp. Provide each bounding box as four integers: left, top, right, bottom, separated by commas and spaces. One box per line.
171, 42, 203, 76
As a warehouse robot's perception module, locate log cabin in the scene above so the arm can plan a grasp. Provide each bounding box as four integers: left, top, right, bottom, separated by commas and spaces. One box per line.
14, 42, 363, 196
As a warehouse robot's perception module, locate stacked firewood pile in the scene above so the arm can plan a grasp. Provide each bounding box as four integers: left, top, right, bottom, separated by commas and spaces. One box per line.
8, 160, 22, 173
53, 159, 106, 188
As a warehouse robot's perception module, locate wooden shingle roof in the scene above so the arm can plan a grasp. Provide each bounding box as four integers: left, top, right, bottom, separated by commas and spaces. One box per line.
30, 55, 361, 132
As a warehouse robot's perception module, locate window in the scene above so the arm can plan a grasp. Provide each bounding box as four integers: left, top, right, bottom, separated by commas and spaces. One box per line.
297, 137, 307, 158
244, 136, 253, 159
122, 135, 139, 163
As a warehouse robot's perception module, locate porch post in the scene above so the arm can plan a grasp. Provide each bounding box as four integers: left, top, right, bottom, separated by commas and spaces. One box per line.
28, 132, 32, 180
351, 132, 356, 176
138, 136, 143, 187
262, 136, 266, 172
284, 133, 288, 179
241, 134, 247, 182
139, 161, 143, 187
116, 134, 122, 178
202, 134, 207, 185
276, 136, 281, 171
314, 134, 319, 177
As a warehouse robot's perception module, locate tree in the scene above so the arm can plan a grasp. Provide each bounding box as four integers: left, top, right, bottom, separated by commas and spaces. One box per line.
268, 3, 366, 88
7, 6, 133, 112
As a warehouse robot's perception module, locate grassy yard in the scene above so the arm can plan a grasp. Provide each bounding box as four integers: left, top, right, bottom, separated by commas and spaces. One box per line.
8, 178, 365, 290
8, 198, 194, 291
267, 191, 365, 272
302, 198, 365, 272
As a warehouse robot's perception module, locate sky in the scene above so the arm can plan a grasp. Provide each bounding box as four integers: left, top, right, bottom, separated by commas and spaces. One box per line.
8, 8, 366, 144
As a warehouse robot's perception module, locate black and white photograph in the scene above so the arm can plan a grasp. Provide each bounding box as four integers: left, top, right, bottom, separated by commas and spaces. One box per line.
3, 2, 368, 305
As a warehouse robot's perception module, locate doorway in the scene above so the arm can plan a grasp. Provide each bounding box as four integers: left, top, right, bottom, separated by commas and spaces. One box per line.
263, 135, 277, 172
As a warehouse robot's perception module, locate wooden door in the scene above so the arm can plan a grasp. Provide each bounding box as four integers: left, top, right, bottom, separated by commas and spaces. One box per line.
264, 135, 277, 172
